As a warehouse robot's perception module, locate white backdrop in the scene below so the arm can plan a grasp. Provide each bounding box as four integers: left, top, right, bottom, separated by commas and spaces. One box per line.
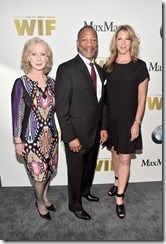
0, 0, 162, 186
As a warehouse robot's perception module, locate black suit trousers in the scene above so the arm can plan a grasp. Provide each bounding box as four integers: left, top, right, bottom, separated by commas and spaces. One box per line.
65, 127, 100, 212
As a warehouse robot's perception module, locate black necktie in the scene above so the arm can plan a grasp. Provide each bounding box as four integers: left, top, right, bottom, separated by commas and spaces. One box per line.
89, 62, 97, 92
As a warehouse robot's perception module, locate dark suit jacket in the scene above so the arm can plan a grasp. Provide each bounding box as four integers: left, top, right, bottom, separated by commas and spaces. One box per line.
55, 54, 108, 148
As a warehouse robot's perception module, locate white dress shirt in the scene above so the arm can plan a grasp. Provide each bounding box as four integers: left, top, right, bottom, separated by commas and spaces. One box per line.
79, 53, 102, 101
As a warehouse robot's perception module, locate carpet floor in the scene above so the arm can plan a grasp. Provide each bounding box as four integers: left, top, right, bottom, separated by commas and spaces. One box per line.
0, 181, 163, 241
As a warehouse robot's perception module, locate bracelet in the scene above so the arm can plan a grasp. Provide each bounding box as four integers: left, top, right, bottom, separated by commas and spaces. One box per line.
15, 142, 23, 145
134, 119, 141, 125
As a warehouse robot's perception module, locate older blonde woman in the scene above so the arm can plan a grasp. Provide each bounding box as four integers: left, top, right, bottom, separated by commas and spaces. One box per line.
11, 37, 58, 220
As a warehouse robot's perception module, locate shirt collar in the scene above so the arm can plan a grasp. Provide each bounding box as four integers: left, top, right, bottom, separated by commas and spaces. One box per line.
78, 53, 94, 66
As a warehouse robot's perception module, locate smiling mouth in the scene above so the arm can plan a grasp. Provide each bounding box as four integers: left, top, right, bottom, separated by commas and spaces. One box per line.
85, 49, 94, 54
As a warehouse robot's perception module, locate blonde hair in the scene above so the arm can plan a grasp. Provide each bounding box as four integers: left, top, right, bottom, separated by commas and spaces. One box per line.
105, 25, 140, 73
21, 37, 53, 74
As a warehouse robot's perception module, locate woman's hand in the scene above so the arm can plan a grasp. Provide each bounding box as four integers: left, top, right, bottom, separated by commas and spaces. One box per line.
15, 143, 26, 156
130, 121, 140, 141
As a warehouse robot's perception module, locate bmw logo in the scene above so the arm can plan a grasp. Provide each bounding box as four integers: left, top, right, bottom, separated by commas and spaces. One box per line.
151, 125, 162, 144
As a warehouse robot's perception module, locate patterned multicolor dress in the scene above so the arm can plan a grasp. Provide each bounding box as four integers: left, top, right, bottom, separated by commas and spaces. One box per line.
11, 75, 58, 182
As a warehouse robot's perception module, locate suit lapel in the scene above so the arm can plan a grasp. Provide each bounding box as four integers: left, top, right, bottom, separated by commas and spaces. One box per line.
95, 63, 105, 102
95, 64, 104, 83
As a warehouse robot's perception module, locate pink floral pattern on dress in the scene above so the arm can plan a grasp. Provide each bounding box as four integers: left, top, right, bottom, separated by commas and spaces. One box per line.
11, 75, 59, 182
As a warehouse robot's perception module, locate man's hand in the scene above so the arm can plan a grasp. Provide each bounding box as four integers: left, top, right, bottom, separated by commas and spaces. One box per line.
68, 138, 82, 153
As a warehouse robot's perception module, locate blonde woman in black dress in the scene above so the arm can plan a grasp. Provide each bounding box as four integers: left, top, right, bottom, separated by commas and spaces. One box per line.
104, 25, 149, 219
11, 37, 58, 220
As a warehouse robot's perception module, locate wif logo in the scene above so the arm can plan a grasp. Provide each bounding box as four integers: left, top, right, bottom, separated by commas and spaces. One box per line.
13, 16, 56, 36
146, 96, 162, 110
96, 159, 114, 171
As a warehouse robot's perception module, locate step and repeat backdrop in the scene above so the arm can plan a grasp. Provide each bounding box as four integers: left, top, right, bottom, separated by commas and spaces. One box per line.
0, 0, 162, 186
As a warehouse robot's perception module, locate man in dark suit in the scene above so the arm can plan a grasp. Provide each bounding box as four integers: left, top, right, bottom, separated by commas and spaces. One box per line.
55, 26, 108, 220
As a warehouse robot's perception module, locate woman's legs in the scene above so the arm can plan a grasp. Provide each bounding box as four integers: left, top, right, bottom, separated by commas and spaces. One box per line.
111, 147, 120, 186
109, 148, 131, 217
115, 153, 131, 218
108, 148, 119, 196
110, 149, 131, 197
117, 153, 131, 202
34, 180, 49, 215
43, 177, 52, 207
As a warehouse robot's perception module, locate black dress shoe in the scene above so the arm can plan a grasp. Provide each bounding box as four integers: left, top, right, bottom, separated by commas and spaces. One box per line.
35, 201, 51, 220
108, 175, 118, 196
46, 204, 56, 212
84, 194, 99, 202
71, 210, 91, 220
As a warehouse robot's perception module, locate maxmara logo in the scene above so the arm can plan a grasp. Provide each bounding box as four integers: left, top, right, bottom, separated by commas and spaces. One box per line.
13, 16, 56, 36
149, 62, 162, 72
84, 21, 117, 32
141, 159, 162, 167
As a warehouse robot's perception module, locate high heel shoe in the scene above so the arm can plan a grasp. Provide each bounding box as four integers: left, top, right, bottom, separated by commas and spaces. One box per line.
108, 176, 118, 196
116, 193, 126, 219
35, 201, 51, 220
46, 204, 56, 212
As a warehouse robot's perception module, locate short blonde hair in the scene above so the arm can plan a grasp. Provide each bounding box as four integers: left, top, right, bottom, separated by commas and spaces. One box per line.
21, 37, 53, 74
105, 25, 140, 73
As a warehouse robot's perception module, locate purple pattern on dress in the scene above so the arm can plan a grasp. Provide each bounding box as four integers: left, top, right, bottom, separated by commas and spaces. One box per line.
26, 111, 39, 143
49, 78, 55, 91
11, 78, 25, 137
22, 76, 33, 96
